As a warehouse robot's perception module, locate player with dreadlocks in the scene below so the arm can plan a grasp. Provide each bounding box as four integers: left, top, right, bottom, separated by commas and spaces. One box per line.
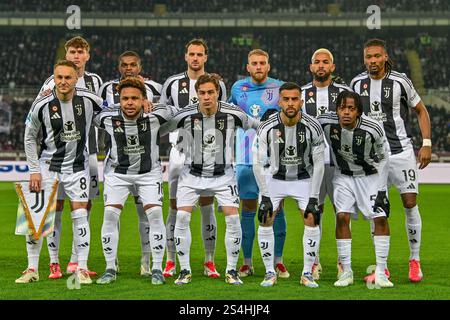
350, 38, 431, 284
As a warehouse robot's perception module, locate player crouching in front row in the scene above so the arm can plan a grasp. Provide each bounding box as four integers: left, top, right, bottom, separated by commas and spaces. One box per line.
94, 78, 176, 285
253, 82, 325, 288
318, 91, 393, 288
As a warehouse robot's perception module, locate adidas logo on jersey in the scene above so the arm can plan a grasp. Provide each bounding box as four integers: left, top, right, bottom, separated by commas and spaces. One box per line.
407, 183, 416, 190
80, 192, 88, 198
114, 126, 124, 133
306, 97, 315, 104
360, 90, 369, 96
51, 112, 61, 119
179, 87, 189, 94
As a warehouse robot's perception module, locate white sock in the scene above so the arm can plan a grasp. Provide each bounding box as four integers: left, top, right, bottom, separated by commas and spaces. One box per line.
374, 235, 390, 274
405, 205, 422, 261
26, 235, 43, 271
302, 226, 320, 275
101, 207, 121, 271
336, 239, 352, 272
71, 208, 90, 270
47, 210, 62, 264
225, 215, 242, 273
174, 210, 191, 272
146, 206, 166, 271
258, 226, 275, 273
166, 207, 177, 263
137, 203, 151, 268
200, 204, 217, 262
314, 212, 323, 264
70, 210, 91, 263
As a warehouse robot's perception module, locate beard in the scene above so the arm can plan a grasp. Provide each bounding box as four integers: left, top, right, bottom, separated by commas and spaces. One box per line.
313, 71, 331, 82
282, 108, 299, 119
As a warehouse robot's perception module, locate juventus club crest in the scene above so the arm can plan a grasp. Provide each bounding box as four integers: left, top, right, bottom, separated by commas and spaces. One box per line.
139, 121, 148, 132
355, 136, 363, 146
265, 89, 273, 101
298, 131, 305, 143
217, 119, 225, 130
383, 86, 391, 98
330, 92, 338, 103
75, 104, 83, 116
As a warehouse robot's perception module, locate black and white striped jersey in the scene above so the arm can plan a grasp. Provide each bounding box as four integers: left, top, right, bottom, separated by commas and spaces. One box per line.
350, 70, 421, 155
39, 71, 103, 155
171, 101, 259, 178
301, 81, 352, 165
98, 78, 162, 105
94, 104, 174, 175
160, 72, 227, 108
24, 88, 103, 174
254, 112, 325, 181
318, 112, 389, 177
301, 81, 352, 116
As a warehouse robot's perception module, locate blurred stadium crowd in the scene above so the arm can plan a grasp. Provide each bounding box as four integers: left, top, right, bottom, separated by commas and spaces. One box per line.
1, 0, 448, 13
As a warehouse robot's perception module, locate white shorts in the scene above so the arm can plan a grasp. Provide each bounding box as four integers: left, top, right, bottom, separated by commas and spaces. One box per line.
267, 176, 310, 211
333, 171, 387, 220
319, 164, 335, 205
103, 169, 163, 207
40, 162, 90, 202
88, 154, 100, 199
168, 147, 185, 199
177, 167, 239, 208
388, 148, 419, 194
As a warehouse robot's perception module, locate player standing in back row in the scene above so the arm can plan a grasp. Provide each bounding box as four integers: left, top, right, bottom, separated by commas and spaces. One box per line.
230, 49, 289, 278
350, 39, 431, 283
301, 48, 352, 280
160, 39, 227, 279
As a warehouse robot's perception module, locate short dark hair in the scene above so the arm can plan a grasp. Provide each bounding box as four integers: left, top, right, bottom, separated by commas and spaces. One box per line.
364, 38, 387, 50
364, 38, 394, 74
194, 73, 221, 92
336, 91, 363, 115
116, 77, 147, 98
185, 38, 208, 55
118, 50, 141, 64
54, 59, 78, 72
279, 82, 302, 95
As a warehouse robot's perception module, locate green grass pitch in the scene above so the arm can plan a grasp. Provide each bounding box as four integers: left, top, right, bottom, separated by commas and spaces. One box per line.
0, 182, 449, 300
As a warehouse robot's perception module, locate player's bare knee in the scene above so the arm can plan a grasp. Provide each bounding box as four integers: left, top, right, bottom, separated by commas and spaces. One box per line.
70, 201, 88, 211
401, 194, 417, 209
336, 213, 350, 227
374, 216, 390, 235
303, 212, 316, 227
